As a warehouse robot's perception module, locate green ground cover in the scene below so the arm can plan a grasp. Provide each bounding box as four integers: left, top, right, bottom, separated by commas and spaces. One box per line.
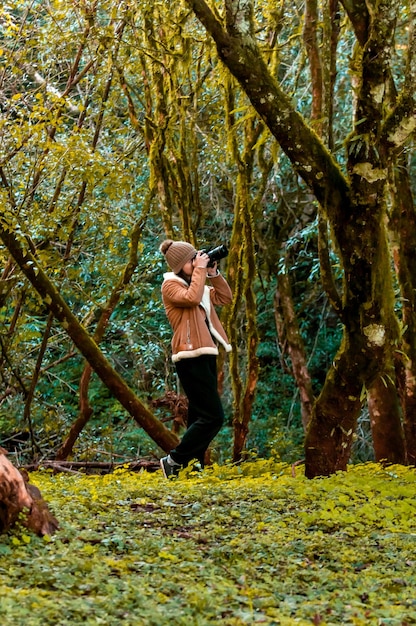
0, 461, 415, 625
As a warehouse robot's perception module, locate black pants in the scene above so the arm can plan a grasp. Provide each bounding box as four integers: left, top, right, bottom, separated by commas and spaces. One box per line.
169, 355, 224, 467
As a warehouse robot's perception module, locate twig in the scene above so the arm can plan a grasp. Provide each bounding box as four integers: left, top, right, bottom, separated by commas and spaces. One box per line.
291, 459, 305, 477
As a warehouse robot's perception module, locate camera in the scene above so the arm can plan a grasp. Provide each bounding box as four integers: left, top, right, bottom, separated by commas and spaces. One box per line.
203, 244, 229, 267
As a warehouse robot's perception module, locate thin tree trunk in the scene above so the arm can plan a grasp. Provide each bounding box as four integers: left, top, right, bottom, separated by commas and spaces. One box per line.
220, 105, 261, 462
390, 159, 416, 464
0, 301, 29, 400
303, 0, 323, 134
56, 207, 152, 460
55, 364, 95, 461
231, 196, 259, 460
23, 312, 54, 458
274, 272, 315, 430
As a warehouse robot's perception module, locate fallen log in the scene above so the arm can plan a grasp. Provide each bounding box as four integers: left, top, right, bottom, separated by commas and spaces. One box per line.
0, 448, 59, 536
20, 459, 160, 474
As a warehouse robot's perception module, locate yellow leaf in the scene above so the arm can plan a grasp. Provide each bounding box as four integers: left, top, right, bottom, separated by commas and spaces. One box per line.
158, 550, 178, 562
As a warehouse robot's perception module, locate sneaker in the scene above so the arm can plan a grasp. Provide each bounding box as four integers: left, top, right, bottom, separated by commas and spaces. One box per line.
160, 456, 181, 479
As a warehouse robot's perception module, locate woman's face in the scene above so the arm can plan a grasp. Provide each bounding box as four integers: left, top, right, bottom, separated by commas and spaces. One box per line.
180, 251, 209, 279
181, 258, 194, 279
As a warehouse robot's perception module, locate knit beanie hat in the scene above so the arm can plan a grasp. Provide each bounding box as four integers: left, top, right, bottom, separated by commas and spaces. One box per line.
159, 239, 197, 274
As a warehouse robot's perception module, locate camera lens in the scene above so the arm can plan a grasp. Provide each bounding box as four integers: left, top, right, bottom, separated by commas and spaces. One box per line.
206, 244, 228, 267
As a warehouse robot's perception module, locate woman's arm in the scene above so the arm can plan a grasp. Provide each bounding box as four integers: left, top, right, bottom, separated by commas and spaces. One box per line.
162, 267, 207, 307
209, 273, 233, 305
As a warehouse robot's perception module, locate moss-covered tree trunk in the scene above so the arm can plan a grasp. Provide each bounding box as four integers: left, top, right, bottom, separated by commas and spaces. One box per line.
186, 0, 414, 475
219, 85, 267, 461
125, 4, 205, 243
230, 173, 259, 461
305, 0, 407, 472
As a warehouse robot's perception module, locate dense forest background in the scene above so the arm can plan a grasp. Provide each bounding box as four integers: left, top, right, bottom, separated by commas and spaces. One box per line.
0, 0, 415, 476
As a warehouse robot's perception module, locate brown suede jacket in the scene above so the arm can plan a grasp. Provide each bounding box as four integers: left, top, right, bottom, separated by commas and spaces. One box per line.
161, 267, 232, 362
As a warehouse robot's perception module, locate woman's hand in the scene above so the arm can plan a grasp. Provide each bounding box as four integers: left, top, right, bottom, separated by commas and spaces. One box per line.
193, 251, 210, 268
207, 262, 218, 277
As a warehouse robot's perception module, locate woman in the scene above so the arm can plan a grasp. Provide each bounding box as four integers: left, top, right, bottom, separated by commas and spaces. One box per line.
159, 239, 232, 478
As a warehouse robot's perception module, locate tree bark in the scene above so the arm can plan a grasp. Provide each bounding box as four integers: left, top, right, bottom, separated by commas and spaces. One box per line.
303, 0, 323, 133
303, 349, 363, 476
0, 448, 59, 536
367, 373, 406, 464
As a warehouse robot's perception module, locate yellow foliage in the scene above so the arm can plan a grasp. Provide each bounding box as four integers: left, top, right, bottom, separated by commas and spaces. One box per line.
0, 462, 409, 624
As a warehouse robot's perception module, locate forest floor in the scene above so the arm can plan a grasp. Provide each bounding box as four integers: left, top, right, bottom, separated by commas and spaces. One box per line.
0, 460, 415, 625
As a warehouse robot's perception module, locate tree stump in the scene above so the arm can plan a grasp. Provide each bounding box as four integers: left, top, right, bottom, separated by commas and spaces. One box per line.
0, 448, 59, 536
